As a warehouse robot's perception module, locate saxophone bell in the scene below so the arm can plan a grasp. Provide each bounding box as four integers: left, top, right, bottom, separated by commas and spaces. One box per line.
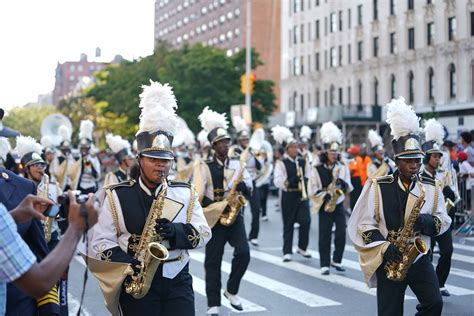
148, 242, 169, 261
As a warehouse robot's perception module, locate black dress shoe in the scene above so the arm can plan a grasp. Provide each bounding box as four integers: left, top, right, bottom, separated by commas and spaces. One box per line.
440, 288, 450, 297
224, 291, 243, 311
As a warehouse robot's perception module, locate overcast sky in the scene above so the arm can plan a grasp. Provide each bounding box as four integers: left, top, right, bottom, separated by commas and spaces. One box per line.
0, 0, 155, 109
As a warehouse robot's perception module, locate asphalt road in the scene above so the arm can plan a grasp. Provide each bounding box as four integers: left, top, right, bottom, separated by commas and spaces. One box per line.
68, 195, 474, 315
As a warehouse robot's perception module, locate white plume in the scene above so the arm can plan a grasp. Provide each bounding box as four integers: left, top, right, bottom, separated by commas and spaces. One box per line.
368, 129, 383, 148
299, 125, 312, 140
271, 125, 293, 145
41, 136, 53, 149
232, 116, 249, 133
172, 117, 191, 147
0, 137, 11, 161
106, 134, 131, 154
198, 106, 228, 132
79, 120, 94, 140
137, 80, 179, 136
320, 122, 342, 144
249, 128, 265, 150
15, 136, 43, 158
183, 129, 196, 146
423, 118, 444, 145
132, 139, 138, 152
197, 130, 209, 147
58, 125, 71, 142
386, 97, 420, 140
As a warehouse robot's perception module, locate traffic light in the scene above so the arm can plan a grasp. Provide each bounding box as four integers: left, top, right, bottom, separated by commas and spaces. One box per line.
240, 72, 256, 95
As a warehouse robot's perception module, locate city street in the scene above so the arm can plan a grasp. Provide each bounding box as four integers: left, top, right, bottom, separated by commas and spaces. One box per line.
68, 195, 474, 316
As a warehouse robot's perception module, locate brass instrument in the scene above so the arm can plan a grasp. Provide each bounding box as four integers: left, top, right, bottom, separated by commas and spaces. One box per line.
384, 180, 428, 282
296, 159, 308, 201
220, 148, 249, 226
324, 166, 344, 213
124, 172, 169, 299
39, 174, 54, 242
441, 169, 455, 212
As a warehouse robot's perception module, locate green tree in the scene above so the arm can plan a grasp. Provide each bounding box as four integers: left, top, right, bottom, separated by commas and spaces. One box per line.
3, 105, 58, 140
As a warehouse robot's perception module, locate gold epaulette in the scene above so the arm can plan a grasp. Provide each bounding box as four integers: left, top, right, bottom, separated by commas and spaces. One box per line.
375, 174, 394, 184
103, 179, 135, 191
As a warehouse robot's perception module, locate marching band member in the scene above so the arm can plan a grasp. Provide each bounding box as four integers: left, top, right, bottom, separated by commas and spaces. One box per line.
348, 98, 451, 315
249, 128, 273, 222
197, 130, 211, 161
298, 125, 313, 165
310, 122, 352, 275
421, 119, 456, 297
232, 116, 262, 246
104, 133, 135, 186
69, 120, 101, 194
86, 81, 211, 315
53, 125, 74, 191
272, 125, 312, 262
367, 129, 395, 179
40, 135, 56, 180
6, 136, 60, 315
194, 107, 252, 314
175, 128, 196, 183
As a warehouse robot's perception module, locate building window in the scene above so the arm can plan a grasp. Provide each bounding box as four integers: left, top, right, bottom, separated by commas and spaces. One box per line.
357, 41, 363, 61
373, 0, 378, 21
428, 68, 435, 101
324, 90, 328, 106
348, 8, 352, 29
471, 12, 474, 36
449, 63, 456, 98
408, 71, 414, 103
339, 87, 343, 105
324, 50, 328, 69
330, 85, 335, 105
315, 52, 320, 71
337, 11, 342, 31
330, 12, 336, 32
330, 47, 337, 67
358, 81, 363, 106
408, 0, 414, 10
325, 17, 328, 35
373, 37, 379, 57
308, 54, 311, 72
316, 0, 319, 7
348, 86, 352, 106
293, 26, 298, 43
390, 0, 395, 16
374, 78, 379, 105
448, 17, 456, 41
301, 24, 305, 43
300, 94, 304, 111
390, 32, 396, 54
427, 22, 434, 46
316, 89, 320, 107
348, 44, 352, 64
293, 57, 300, 75
315, 20, 320, 39
357, 5, 362, 26
338, 45, 343, 66
300, 56, 305, 75
391, 74, 396, 99
294, 0, 300, 13
308, 22, 312, 40
408, 27, 415, 50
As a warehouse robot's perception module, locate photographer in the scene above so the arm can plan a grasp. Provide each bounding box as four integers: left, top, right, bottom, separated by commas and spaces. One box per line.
0, 192, 98, 315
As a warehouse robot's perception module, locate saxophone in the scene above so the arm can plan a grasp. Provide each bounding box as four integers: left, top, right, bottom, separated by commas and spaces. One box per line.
296, 159, 308, 201
441, 170, 455, 212
384, 180, 428, 282
220, 148, 249, 226
324, 166, 344, 213
124, 172, 169, 299
38, 174, 54, 242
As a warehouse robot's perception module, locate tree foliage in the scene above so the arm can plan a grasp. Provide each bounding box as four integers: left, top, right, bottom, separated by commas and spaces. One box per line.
3, 105, 58, 140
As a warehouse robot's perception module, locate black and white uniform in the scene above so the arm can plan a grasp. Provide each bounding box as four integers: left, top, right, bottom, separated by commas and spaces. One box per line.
348, 171, 452, 315
311, 162, 352, 268
69, 154, 101, 194
104, 168, 128, 186
367, 157, 396, 179
273, 155, 311, 255
89, 178, 211, 316
198, 156, 253, 308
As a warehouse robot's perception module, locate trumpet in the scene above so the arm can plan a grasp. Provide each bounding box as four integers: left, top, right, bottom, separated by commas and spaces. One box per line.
296, 159, 308, 201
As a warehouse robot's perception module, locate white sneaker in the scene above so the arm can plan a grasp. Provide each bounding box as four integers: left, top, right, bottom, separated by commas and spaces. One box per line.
294, 222, 300, 228
249, 239, 259, 246
321, 266, 330, 275
283, 254, 292, 262
224, 291, 243, 311
297, 248, 312, 258
261, 216, 269, 222
207, 306, 220, 315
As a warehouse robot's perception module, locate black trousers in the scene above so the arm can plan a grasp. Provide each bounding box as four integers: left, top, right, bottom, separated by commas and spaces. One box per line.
119, 264, 195, 316
205, 214, 250, 307
430, 229, 453, 288
248, 182, 261, 240
318, 202, 346, 267
376, 255, 443, 316
281, 191, 311, 255
259, 184, 269, 217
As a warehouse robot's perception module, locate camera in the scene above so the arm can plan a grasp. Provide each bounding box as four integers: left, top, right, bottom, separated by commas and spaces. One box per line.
57, 190, 89, 219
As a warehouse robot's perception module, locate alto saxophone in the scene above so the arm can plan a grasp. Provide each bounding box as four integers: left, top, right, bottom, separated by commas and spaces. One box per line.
324, 166, 344, 213
296, 159, 308, 201
384, 180, 428, 282
125, 172, 169, 299
38, 174, 54, 242
220, 148, 249, 226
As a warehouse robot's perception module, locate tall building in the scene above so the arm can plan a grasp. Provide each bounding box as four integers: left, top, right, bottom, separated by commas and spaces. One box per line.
154, 0, 281, 109
280, 0, 474, 143
52, 54, 105, 105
